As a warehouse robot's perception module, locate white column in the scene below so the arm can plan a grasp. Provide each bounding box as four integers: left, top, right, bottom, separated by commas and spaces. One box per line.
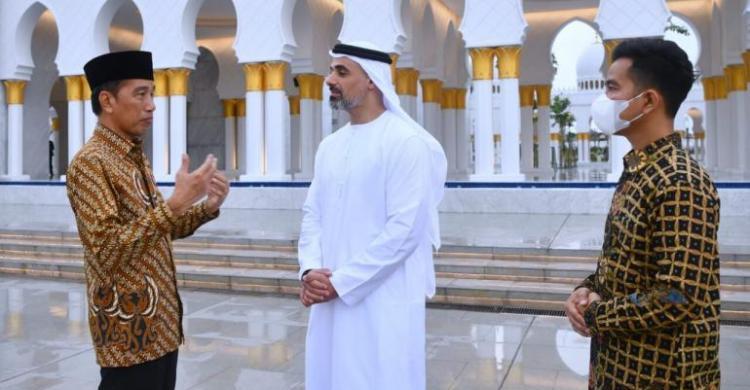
441, 88, 458, 176
222, 99, 237, 174
321, 86, 333, 139
702, 78, 717, 170
236, 100, 247, 176
396, 68, 419, 120
715, 72, 734, 173
65, 76, 85, 165
536, 86, 553, 177
240, 63, 264, 180
82, 78, 96, 142
167, 68, 190, 177
607, 136, 630, 182
496, 47, 524, 181
289, 96, 301, 174
263, 62, 290, 180
577, 135, 587, 165
3, 81, 28, 180
152, 70, 170, 180
0, 81, 6, 176
551, 133, 560, 171
296, 74, 323, 180
420, 79, 443, 143
455, 89, 469, 177
314, 98, 323, 156
727, 65, 747, 173
49, 112, 60, 179
468, 48, 496, 179
519, 85, 534, 173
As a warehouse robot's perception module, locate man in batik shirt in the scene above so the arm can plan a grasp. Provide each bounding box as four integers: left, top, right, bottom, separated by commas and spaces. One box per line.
564, 38, 721, 389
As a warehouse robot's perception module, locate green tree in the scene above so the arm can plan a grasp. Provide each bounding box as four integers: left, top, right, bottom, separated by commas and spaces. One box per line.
550, 95, 576, 169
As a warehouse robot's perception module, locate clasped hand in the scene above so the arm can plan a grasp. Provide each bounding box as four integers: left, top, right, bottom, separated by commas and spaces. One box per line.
299, 269, 338, 307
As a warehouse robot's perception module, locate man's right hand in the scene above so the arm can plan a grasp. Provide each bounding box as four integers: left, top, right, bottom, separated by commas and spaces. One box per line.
167, 154, 217, 216
300, 269, 335, 307
565, 287, 591, 337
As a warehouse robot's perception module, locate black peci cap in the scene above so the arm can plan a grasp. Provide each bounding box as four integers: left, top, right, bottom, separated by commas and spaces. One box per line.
84, 50, 154, 90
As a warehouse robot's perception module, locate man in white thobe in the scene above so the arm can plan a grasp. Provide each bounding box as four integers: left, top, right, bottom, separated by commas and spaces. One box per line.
298, 42, 447, 390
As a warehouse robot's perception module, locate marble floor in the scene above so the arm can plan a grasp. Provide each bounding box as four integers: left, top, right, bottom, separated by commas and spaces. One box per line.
0, 277, 748, 390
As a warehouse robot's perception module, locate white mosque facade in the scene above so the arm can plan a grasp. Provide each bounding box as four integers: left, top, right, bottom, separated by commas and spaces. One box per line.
1, 0, 749, 183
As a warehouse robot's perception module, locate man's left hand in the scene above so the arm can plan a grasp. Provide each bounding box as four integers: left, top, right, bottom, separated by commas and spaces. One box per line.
301, 269, 338, 306
206, 171, 230, 214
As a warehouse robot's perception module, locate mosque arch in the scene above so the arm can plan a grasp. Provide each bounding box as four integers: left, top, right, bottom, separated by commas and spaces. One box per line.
665, 12, 702, 68
95, 0, 143, 53
550, 18, 602, 91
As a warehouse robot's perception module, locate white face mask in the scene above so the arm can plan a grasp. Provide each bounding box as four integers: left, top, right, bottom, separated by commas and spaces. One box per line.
591, 92, 646, 135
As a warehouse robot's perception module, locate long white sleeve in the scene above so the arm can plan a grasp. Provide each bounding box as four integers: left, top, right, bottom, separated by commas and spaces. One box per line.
298, 147, 325, 279
329, 136, 432, 305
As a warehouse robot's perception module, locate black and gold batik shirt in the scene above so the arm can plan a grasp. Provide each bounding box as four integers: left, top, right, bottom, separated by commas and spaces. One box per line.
578, 133, 721, 389
66, 125, 217, 367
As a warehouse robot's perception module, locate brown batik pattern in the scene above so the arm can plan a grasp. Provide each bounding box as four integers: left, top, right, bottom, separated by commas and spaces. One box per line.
66, 125, 218, 367
577, 133, 721, 389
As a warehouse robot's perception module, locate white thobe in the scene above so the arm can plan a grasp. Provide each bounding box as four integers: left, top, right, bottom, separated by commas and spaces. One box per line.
299, 111, 439, 390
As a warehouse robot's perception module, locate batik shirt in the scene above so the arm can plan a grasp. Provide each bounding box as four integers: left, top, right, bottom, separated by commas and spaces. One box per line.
66, 125, 217, 367
579, 133, 721, 389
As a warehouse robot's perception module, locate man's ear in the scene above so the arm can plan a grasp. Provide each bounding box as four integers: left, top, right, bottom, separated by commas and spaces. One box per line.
99, 91, 115, 114
642, 89, 660, 115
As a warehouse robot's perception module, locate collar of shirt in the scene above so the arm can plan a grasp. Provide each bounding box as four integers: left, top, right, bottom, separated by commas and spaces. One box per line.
622, 132, 681, 173
93, 124, 144, 161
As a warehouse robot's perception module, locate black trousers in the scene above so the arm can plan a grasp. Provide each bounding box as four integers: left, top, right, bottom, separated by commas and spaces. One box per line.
99, 350, 178, 390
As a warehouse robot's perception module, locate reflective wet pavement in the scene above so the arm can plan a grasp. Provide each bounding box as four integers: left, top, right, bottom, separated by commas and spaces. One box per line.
0, 277, 748, 389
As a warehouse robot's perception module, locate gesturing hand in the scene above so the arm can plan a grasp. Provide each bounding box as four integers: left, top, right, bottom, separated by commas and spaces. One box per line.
206, 170, 230, 214
300, 269, 338, 307
167, 154, 217, 216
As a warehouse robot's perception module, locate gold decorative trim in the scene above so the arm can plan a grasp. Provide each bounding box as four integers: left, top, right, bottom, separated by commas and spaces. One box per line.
519, 85, 535, 107
154, 70, 169, 97
455, 88, 467, 109
81, 75, 92, 100
535, 84, 551, 107
222, 99, 237, 118
289, 95, 300, 115
603, 39, 623, 68
441, 88, 457, 110
550, 133, 561, 141
51, 117, 60, 131
296, 73, 323, 100
395, 68, 420, 97
743, 51, 750, 80
701, 77, 716, 101
263, 62, 288, 91
725, 64, 747, 92
469, 48, 495, 81
3, 80, 26, 104
496, 46, 522, 79
390, 54, 399, 84
166, 68, 191, 96
715, 75, 728, 100
64, 76, 83, 101
243, 63, 264, 92
236, 99, 246, 117
420, 79, 443, 103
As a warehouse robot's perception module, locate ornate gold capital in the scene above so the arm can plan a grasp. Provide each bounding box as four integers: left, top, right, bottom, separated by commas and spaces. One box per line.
550, 132, 561, 141
715, 75, 728, 99
264, 62, 288, 91
236, 99, 246, 117
390, 54, 399, 84
166, 68, 191, 96
469, 48, 495, 81
496, 46, 522, 79
519, 85, 535, 107
743, 51, 750, 80
701, 77, 716, 101
297, 73, 323, 100
420, 79, 443, 103
64, 76, 83, 101
4, 80, 27, 104
222, 99, 237, 118
396, 68, 420, 96
154, 70, 169, 97
455, 88, 467, 109
289, 95, 300, 115
81, 75, 92, 100
577, 132, 590, 140
695, 132, 705, 140
51, 117, 60, 131
535, 84, 551, 107
603, 39, 623, 68
725, 64, 747, 92
243, 63, 264, 92
441, 88, 457, 110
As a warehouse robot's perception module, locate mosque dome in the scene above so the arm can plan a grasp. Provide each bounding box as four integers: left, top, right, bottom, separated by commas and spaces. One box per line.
576, 42, 605, 90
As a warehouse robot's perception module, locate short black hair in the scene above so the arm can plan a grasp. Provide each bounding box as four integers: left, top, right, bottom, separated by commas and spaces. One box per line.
91, 80, 124, 115
612, 38, 695, 118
